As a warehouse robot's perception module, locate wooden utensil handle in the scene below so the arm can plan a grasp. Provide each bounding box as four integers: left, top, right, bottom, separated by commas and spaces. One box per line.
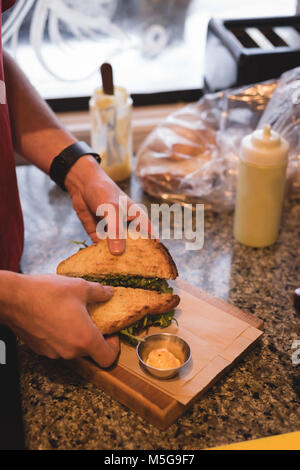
100, 63, 114, 95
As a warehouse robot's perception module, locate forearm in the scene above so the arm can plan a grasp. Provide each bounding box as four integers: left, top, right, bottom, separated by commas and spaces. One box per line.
0, 271, 25, 327
3, 50, 76, 174
3, 51, 107, 193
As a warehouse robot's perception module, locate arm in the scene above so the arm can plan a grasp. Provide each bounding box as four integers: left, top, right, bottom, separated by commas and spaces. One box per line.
3, 50, 76, 173
3, 50, 78, 173
3, 50, 153, 253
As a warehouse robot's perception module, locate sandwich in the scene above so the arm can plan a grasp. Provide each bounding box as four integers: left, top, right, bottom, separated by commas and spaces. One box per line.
56, 237, 180, 343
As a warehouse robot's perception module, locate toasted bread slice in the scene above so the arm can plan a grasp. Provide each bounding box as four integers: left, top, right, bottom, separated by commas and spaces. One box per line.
88, 287, 180, 335
57, 237, 178, 280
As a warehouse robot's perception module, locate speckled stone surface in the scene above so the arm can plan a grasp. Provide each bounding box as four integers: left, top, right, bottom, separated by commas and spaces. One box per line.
16, 164, 300, 450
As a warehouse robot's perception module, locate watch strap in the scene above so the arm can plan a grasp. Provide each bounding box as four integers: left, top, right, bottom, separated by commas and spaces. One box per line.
49, 141, 101, 191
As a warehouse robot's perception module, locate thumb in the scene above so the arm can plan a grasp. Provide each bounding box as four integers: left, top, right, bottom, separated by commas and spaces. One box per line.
85, 282, 114, 303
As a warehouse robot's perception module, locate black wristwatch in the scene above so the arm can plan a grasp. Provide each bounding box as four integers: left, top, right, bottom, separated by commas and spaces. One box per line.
49, 141, 101, 191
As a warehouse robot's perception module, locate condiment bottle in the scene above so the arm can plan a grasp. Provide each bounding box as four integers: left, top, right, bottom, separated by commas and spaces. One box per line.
233, 124, 289, 247
89, 63, 132, 182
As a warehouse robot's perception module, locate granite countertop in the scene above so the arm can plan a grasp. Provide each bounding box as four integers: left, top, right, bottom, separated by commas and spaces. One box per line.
16, 164, 300, 450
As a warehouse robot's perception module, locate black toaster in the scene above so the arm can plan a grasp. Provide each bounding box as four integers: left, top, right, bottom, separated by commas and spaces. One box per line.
204, 15, 300, 92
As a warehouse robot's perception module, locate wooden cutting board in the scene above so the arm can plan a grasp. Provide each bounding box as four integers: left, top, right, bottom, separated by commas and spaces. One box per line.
65, 280, 263, 430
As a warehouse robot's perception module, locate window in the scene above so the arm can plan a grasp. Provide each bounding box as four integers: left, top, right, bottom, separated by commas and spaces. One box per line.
2, 0, 297, 110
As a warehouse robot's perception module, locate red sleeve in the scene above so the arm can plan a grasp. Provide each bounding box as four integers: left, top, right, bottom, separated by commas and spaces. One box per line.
2, 0, 16, 13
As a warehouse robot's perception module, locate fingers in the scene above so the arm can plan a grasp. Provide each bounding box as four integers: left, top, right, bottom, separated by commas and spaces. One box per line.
106, 201, 156, 255
105, 334, 120, 355
127, 201, 157, 238
12, 326, 60, 359
14, 322, 119, 368
85, 282, 114, 303
107, 201, 126, 255
78, 183, 155, 254
72, 192, 98, 240
87, 327, 120, 368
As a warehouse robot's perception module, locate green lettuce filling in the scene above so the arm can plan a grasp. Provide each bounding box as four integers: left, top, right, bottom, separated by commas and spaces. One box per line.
82, 275, 173, 294
120, 310, 178, 345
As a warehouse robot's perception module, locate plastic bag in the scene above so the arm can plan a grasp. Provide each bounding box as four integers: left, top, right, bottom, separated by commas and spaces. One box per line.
136, 69, 300, 212
258, 68, 300, 198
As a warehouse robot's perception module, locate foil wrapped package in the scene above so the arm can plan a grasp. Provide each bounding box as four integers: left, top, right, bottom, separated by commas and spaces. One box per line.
136, 68, 300, 211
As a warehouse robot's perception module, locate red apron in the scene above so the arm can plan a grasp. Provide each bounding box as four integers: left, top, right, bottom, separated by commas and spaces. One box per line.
0, 0, 24, 272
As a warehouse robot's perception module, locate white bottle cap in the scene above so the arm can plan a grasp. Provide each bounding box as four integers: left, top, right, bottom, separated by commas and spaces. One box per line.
241, 124, 289, 166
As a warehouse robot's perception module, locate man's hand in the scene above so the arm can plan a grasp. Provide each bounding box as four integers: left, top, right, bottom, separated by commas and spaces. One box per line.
65, 155, 153, 255
0, 272, 119, 368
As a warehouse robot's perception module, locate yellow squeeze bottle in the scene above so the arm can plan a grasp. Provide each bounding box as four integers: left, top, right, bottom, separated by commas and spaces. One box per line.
233, 124, 289, 247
